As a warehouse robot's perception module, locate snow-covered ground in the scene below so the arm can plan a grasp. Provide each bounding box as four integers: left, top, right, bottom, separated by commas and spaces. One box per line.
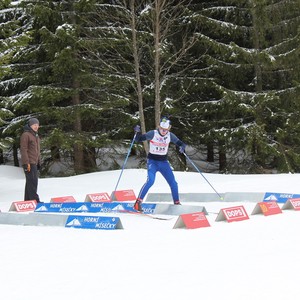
1, 165, 300, 300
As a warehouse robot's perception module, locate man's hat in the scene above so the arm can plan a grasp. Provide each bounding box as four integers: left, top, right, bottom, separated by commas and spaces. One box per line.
28, 118, 39, 126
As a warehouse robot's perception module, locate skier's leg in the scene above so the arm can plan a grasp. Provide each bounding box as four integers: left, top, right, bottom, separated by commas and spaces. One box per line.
159, 161, 180, 203
137, 159, 158, 200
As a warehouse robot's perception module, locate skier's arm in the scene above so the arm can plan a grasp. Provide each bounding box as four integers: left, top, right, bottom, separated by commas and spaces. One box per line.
170, 132, 186, 152
135, 130, 155, 142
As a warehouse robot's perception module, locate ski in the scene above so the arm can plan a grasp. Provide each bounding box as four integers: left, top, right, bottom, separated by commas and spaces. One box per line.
117, 209, 173, 220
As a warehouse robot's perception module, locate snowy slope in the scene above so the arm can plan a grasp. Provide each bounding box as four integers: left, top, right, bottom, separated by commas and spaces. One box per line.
1, 165, 300, 300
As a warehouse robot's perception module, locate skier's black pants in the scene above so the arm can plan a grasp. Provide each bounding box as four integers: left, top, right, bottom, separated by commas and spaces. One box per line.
24, 164, 40, 202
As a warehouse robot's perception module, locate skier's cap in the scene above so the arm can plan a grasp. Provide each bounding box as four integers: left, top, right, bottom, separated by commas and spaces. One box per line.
160, 117, 171, 129
28, 118, 39, 126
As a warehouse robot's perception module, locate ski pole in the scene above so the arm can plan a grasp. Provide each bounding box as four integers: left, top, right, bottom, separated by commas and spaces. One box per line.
183, 152, 223, 200
113, 132, 137, 193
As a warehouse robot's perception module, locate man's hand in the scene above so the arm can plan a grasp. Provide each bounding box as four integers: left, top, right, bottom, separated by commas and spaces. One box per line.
23, 164, 31, 172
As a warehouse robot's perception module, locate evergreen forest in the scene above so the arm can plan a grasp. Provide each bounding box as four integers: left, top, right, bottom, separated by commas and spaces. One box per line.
1, 0, 300, 175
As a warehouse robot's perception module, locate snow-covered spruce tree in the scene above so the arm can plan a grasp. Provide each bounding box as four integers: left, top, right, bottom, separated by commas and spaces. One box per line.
0, 0, 31, 164
255, 0, 300, 172
231, 0, 300, 173
3, 0, 137, 174
83, 0, 151, 160
0, 0, 14, 160
166, 0, 251, 173
173, 0, 300, 173
2, 0, 299, 174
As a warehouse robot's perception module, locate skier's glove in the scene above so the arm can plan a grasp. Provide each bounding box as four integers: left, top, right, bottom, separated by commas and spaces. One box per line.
23, 164, 31, 172
179, 144, 186, 154
134, 125, 141, 133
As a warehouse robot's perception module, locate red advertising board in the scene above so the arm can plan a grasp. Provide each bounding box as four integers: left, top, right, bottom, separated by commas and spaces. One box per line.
85, 192, 111, 202
173, 212, 210, 229
251, 201, 282, 216
111, 189, 136, 201
215, 205, 249, 223
9, 200, 37, 212
282, 198, 300, 211
50, 196, 76, 203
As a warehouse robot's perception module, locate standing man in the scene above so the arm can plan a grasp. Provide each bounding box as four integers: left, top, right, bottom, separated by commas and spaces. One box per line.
20, 118, 41, 202
133, 117, 186, 212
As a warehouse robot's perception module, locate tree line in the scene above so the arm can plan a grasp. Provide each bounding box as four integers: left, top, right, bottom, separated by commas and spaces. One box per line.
0, 0, 300, 175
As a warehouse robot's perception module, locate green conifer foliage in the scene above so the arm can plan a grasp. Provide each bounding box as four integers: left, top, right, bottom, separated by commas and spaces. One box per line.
1, 0, 299, 174
173, 0, 300, 173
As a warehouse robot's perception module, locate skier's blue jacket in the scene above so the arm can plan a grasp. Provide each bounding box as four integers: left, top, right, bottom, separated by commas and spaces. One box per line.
135, 129, 185, 161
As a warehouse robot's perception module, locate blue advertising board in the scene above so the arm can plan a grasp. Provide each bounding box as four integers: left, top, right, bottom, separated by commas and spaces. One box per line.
65, 215, 123, 230
35, 202, 157, 214
263, 192, 300, 203
35, 202, 63, 213
35, 202, 90, 213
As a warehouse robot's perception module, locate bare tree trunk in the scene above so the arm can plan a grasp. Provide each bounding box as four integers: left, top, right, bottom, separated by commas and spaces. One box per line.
251, 0, 263, 93
13, 143, 19, 166
72, 81, 84, 174
151, 0, 197, 126
219, 141, 226, 171
51, 146, 60, 160
130, 0, 148, 153
153, 0, 164, 125
84, 147, 96, 170
207, 141, 214, 162
0, 149, 3, 164
69, 2, 84, 173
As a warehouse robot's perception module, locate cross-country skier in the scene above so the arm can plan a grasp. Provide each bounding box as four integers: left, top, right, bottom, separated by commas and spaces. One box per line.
133, 117, 186, 212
